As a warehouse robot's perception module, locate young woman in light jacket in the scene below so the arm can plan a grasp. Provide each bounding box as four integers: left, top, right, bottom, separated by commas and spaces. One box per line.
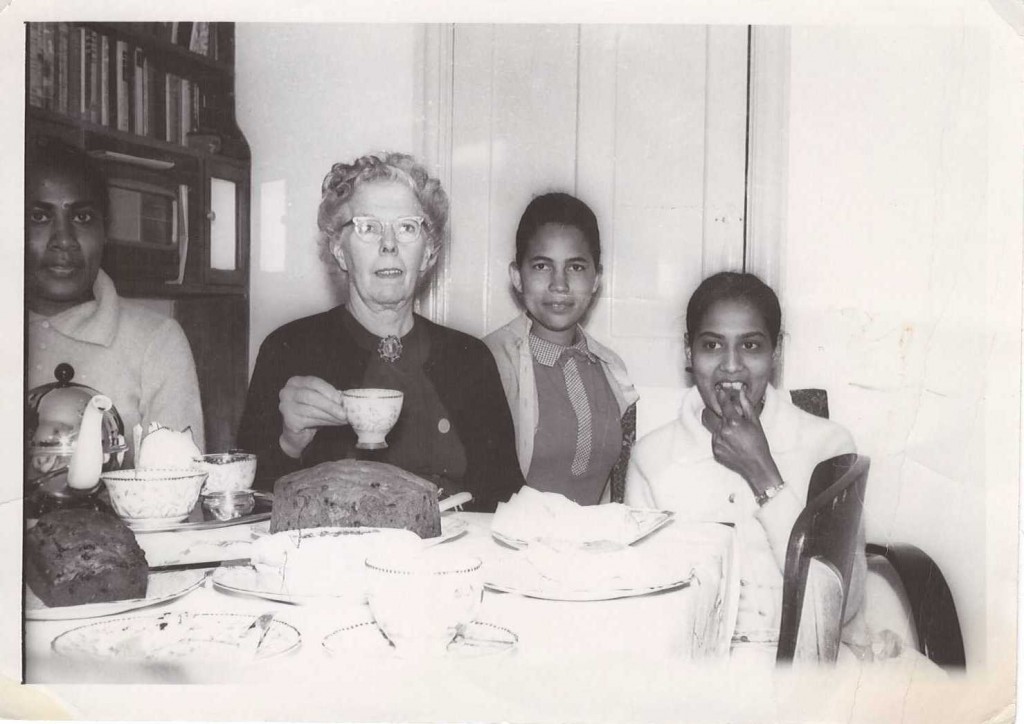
626, 271, 868, 657
485, 193, 638, 505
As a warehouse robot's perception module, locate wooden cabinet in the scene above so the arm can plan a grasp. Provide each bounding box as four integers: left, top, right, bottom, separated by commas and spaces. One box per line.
26, 21, 251, 453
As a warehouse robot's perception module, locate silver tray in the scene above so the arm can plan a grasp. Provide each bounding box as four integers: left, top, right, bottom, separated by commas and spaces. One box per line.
129, 491, 273, 534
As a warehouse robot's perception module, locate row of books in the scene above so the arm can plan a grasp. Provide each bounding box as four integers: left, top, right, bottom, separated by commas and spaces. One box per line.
27, 23, 217, 146
114, 22, 224, 59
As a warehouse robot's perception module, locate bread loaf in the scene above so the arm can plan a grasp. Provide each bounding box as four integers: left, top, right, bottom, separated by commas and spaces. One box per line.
25, 509, 148, 607
270, 460, 442, 538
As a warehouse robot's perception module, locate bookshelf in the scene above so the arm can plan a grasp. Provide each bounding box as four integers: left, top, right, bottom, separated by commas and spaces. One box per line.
26, 21, 252, 455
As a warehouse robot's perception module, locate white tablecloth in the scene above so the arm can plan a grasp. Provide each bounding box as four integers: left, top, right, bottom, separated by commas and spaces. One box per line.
24, 513, 741, 719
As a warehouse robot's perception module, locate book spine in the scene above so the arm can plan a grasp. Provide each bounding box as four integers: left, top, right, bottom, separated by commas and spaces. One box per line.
151, 63, 165, 141
41, 23, 55, 111
189, 22, 210, 56
176, 22, 193, 49
81, 28, 93, 120
99, 34, 110, 126
68, 26, 81, 118
142, 55, 151, 137
209, 22, 218, 61
56, 23, 69, 114
115, 41, 129, 131
133, 47, 145, 135
89, 30, 101, 124
192, 82, 202, 132
165, 74, 180, 144
28, 24, 43, 109
180, 77, 192, 141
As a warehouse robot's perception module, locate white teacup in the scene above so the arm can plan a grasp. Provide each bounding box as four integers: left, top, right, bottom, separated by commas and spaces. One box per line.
342, 389, 404, 450
252, 527, 420, 601
365, 549, 483, 657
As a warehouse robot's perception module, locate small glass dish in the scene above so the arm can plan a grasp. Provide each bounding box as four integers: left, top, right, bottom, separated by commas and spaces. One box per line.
201, 490, 256, 522
193, 451, 257, 494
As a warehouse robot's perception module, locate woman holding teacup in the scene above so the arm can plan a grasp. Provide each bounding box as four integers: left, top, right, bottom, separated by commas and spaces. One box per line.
238, 153, 523, 512
625, 272, 868, 657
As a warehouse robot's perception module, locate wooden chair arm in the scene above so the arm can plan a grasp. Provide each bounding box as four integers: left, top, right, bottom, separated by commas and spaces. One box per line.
865, 542, 966, 668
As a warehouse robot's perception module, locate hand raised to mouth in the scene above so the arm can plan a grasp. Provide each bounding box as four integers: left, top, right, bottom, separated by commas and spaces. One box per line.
716, 384, 746, 423
709, 387, 784, 497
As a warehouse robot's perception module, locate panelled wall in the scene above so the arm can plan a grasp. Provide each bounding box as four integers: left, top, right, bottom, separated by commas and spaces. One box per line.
432, 25, 749, 390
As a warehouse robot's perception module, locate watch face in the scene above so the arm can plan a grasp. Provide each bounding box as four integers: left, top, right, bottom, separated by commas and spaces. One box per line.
756, 483, 784, 506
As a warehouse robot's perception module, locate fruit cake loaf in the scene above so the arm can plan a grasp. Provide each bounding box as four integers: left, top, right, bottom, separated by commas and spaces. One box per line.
25, 509, 148, 607
270, 459, 442, 538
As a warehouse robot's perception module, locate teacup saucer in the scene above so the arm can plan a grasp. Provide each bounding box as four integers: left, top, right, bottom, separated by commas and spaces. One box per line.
322, 620, 517, 659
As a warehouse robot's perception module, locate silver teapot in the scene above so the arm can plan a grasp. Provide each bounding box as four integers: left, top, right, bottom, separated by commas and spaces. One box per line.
25, 363, 128, 516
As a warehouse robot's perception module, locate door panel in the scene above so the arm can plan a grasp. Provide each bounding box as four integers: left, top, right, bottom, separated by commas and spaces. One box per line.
441, 24, 749, 390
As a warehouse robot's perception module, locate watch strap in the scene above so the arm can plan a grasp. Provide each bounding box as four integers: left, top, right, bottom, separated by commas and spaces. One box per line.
755, 481, 786, 507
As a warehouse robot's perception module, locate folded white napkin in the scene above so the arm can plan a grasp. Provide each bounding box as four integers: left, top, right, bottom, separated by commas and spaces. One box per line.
491, 487, 646, 545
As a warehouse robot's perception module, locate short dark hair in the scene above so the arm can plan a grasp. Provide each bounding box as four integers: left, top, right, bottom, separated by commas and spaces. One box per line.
686, 272, 782, 347
26, 137, 110, 224
514, 192, 601, 269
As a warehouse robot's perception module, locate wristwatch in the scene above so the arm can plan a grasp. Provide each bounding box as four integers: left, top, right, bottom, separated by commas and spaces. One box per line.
755, 481, 786, 507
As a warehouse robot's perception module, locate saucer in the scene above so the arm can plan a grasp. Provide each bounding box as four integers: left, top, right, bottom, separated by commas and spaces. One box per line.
322, 620, 518, 659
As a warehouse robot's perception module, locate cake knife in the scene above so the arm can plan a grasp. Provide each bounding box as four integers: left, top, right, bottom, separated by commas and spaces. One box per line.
438, 492, 473, 512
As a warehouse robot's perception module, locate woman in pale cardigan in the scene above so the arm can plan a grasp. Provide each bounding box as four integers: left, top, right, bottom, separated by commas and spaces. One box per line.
485, 193, 638, 505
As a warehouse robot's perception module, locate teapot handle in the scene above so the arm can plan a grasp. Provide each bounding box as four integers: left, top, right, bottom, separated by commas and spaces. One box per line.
67, 395, 113, 490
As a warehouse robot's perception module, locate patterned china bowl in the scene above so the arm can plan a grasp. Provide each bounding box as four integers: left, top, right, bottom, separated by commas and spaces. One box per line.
193, 452, 257, 494
100, 468, 207, 525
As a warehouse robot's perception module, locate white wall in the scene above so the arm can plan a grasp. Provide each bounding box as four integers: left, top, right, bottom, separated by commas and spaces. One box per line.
235, 24, 423, 372
780, 26, 1021, 671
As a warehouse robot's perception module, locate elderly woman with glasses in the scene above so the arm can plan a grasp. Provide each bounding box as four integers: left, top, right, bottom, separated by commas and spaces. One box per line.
238, 153, 524, 511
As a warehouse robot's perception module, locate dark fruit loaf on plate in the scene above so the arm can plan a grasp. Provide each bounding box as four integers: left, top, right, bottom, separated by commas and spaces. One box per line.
25, 509, 148, 607
270, 460, 442, 538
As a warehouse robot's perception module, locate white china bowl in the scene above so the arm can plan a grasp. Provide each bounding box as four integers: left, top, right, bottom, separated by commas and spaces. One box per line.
342, 389, 404, 447
100, 468, 207, 523
193, 452, 257, 493
365, 549, 483, 656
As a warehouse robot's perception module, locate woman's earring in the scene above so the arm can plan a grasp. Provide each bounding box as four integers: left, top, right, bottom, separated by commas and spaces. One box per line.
685, 366, 693, 373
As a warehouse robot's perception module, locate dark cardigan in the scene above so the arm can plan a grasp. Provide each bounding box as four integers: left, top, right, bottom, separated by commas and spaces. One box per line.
237, 307, 524, 512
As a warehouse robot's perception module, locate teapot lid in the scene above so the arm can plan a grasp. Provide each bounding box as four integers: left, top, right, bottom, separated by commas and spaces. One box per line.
26, 363, 128, 457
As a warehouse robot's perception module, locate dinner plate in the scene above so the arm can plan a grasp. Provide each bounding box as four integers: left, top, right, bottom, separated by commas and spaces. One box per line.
322, 620, 517, 659
211, 564, 343, 605
483, 554, 694, 602
249, 515, 468, 546
491, 508, 674, 550
126, 492, 273, 533
51, 612, 301, 662
25, 569, 207, 621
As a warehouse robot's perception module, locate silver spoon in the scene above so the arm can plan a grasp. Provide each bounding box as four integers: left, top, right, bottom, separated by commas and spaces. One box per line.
245, 612, 275, 656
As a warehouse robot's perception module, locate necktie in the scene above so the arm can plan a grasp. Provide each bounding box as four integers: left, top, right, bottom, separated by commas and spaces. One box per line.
561, 351, 592, 477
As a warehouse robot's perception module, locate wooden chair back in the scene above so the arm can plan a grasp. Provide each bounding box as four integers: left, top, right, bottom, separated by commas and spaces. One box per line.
777, 453, 870, 664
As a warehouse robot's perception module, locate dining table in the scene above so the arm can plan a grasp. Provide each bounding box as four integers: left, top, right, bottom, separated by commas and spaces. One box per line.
21, 511, 766, 722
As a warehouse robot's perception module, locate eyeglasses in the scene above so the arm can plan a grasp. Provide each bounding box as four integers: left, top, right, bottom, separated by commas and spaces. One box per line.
340, 216, 426, 245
